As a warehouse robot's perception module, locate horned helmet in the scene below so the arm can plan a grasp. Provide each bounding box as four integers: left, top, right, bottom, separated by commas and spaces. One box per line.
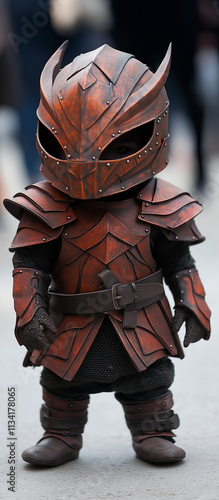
37, 41, 171, 199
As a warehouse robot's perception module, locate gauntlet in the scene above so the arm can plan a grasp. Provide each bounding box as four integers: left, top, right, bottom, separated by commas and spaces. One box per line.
13, 268, 57, 350
166, 268, 211, 347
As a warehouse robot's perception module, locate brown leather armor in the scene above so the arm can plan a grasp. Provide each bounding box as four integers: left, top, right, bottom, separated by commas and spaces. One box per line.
4, 43, 211, 384
4, 177, 208, 381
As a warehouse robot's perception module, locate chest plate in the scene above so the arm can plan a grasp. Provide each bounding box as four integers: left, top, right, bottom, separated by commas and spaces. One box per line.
51, 197, 156, 294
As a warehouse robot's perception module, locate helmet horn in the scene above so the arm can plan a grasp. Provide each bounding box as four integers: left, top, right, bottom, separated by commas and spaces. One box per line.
114, 43, 172, 125
40, 40, 69, 108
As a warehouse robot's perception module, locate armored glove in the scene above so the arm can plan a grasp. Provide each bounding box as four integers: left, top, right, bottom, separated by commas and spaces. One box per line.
18, 307, 57, 351
13, 268, 57, 351
166, 268, 211, 347
172, 307, 206, 347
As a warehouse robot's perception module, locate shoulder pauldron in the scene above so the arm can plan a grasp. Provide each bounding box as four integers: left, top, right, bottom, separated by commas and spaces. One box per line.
137, 178, 205, 244
4, 180, 76, 250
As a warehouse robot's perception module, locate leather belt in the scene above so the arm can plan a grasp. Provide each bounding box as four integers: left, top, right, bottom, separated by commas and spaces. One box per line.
49, 269, 164, 329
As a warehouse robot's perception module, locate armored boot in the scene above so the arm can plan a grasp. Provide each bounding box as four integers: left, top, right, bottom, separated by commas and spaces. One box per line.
120, 391, 186, 464
22, 390, 89, 467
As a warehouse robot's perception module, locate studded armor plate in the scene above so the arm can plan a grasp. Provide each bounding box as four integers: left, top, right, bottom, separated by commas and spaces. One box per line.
4, 177, 205, 381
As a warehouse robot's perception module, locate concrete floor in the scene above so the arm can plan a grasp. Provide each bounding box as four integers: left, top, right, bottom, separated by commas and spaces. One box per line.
0, 143, 219, 499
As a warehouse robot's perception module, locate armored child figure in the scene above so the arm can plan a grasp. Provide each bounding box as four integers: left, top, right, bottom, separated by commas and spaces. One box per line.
4, 42, 211, 467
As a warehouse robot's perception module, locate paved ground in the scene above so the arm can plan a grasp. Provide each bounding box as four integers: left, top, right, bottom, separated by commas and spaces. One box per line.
0, 137, 219, 499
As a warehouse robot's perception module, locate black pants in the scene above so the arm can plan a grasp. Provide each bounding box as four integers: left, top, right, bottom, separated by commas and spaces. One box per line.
40, 357, 175, 404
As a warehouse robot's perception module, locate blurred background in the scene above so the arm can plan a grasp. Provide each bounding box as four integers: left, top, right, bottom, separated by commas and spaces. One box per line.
0, 2, 219, 498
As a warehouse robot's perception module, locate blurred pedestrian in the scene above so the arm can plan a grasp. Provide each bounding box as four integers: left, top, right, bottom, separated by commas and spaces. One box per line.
7, 0, 113, 181
0, 0, 28, 218
111, 0, 219, 190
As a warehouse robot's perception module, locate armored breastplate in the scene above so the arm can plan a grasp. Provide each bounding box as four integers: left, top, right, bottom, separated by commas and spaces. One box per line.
51, 196, 156, 295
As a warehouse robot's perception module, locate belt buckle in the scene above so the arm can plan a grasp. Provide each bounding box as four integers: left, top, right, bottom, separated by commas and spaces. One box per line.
111, 284, 122, 310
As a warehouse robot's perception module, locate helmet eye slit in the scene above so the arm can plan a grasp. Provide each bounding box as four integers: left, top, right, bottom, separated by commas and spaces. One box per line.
100, 121, 154, 161
38, 121, 66, 160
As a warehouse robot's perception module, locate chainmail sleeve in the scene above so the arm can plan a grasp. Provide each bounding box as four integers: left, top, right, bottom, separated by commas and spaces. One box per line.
150, 227, 195, 280
12, 237, 61, 273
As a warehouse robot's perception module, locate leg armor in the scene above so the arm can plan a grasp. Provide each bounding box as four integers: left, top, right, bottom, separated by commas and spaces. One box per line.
117, 391, 185, 463
22, 391, 89, 467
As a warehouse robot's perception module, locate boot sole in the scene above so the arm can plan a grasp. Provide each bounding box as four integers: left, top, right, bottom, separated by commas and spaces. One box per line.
136, 452, 186, 464
22, 452, 79, 467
